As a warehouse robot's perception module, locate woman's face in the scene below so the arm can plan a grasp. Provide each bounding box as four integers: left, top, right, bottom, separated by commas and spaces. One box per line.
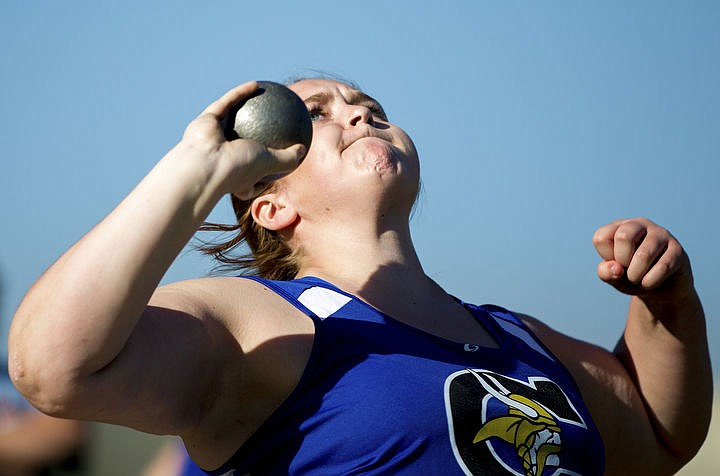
281, 79, 420, 218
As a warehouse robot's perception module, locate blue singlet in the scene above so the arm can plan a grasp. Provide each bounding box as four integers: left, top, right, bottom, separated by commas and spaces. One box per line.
208, 276, 605, 475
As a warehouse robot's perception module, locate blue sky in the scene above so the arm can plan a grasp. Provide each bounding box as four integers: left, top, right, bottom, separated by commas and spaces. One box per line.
1, 2, 717, 378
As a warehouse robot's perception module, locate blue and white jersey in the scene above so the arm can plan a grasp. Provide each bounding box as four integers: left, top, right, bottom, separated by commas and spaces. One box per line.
210, 276, 605, 476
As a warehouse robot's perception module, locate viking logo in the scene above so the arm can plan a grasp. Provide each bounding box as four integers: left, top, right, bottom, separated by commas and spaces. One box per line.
444, 369, 587, 476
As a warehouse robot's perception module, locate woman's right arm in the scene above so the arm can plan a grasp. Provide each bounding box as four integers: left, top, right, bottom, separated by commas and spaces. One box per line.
7, 82, 305, 434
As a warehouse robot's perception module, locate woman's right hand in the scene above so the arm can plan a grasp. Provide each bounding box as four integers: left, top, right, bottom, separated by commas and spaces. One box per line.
180, 81, 306, 200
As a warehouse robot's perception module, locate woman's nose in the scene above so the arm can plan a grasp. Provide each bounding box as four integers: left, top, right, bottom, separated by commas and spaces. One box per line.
345, 105, 374, 128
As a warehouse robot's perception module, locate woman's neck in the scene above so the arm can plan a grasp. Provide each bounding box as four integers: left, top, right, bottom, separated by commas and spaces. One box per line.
295, 223, 450, 312
299, 235, 420, 283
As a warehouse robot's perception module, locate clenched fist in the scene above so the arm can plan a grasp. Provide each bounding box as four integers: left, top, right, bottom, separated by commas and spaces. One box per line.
592, 218, 693, 298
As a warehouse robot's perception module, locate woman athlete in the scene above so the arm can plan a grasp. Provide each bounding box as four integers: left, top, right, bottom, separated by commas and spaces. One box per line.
9, 79, 712, 475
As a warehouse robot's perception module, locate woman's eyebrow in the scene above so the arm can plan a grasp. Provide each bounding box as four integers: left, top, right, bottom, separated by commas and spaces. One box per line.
302, 90, 383, 108
346, 90, 383, 109
302, 92, 332, 105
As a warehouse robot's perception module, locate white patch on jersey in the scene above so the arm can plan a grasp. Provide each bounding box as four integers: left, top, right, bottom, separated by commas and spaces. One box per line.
298, 286, 352, 319
494, 318, 554, 361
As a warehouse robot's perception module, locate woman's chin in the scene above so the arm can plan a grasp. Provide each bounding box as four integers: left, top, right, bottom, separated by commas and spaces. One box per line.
345, 138, 400, 175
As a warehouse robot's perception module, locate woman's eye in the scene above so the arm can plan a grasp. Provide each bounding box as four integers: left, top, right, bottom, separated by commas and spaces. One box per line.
308, 107, 326, 122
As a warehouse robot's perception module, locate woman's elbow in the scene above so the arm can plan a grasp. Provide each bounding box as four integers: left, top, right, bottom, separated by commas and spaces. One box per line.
8, 337, 84, 419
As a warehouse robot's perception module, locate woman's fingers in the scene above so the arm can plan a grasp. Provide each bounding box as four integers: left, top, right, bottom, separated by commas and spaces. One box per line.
201, 81, 258, 118
593, 218, 688, 294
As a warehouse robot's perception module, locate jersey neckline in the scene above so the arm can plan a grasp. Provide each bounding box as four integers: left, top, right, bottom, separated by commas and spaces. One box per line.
294, 275, 506, 352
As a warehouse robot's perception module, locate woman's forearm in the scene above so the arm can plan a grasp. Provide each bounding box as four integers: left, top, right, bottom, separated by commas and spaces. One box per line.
616, 289, 712, 464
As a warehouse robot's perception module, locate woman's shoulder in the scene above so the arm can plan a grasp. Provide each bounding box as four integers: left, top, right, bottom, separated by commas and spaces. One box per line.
153, 275, 314, 336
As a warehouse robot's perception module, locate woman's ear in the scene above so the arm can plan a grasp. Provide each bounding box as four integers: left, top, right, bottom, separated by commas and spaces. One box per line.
251, 192, 298, 231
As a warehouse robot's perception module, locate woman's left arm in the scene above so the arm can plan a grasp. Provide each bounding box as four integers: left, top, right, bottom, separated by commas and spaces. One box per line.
596, 218, 712, 462
523, 218, 712, 475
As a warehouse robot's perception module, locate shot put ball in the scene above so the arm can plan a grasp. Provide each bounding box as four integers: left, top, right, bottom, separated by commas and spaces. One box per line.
224, 81, 312, 152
